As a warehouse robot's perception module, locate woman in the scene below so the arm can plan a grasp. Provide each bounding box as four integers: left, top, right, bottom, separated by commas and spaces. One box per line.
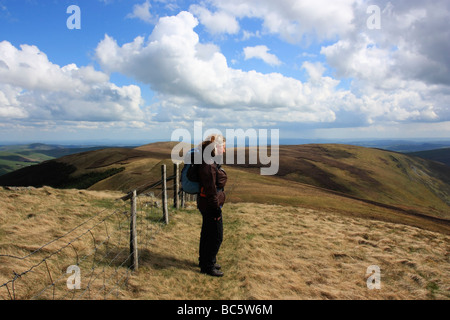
197, 134, 227, 277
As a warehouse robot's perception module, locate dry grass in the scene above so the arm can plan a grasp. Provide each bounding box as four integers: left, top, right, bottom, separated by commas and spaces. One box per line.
1, 187, 449, 300
228, 203, 449, 300
0, 187, 130, 300
126, 202, 449, 300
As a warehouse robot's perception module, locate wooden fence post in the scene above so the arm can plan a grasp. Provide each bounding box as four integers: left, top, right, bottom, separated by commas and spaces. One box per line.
162, 165, 169, 224
130, 190, 138, 271
180, 190, 185, 208
174, 163, 180, 209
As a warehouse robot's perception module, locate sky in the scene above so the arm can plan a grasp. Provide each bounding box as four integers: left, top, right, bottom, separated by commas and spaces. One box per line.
0, 0, 449, 144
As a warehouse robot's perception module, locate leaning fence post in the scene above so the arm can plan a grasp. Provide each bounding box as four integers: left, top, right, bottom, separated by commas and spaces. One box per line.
130, 190, 138, 271
174, 163, 180, 209
162, 165, 169, 224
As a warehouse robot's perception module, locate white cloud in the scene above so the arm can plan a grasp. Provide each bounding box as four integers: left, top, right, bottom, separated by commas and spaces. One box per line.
126, 0, 155, 24
243, 45, 281, 66
319, 0, 450, 123
95, 8, 450, 128
192, 0, 450, 126
207, 0, 357, 43
0, 41, 145, 123
189, 4, 239, 35
0, 0, 448, 142
241, 30, 261, 41
95, 11, 347, 125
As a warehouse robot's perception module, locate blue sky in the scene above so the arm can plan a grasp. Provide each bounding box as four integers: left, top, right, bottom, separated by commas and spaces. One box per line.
0, 0, 450, 144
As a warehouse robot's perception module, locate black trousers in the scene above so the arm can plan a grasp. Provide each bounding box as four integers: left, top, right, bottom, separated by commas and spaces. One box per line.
198, 209, 223, 271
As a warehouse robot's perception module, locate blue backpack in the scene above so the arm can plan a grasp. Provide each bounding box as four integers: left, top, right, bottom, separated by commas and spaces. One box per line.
181, 148, 201, 194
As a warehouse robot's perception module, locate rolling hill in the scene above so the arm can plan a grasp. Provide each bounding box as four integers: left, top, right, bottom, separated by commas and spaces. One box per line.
0, 144, 115, 176
232, 144, 450, 219
0, 142, 449, 229
1, 142, 450, 300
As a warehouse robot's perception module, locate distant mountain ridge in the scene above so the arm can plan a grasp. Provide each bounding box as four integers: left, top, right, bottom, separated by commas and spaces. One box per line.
407, 148, 450, 167
0, 143, 134, 176
354, 141, 450, 153
0, 142, 449, 224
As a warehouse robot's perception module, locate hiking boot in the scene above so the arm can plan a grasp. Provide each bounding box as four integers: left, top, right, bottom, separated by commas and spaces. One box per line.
201, 268, 224, 277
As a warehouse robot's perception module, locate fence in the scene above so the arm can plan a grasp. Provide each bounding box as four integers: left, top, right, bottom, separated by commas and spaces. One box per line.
0, 163, 193, 300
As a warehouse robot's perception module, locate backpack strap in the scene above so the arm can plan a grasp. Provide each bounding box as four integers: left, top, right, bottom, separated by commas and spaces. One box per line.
200, 186, 206, 198
199, 186, 223, 198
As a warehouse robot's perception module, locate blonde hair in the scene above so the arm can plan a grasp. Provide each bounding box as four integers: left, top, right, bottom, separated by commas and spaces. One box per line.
200, 133, 225, 159
206, 133, 225, 145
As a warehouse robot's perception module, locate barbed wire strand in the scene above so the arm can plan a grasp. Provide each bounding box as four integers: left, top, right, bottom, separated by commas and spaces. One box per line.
31, 209, 129, 300
34, 190, 164, 300
1, 208, 125, 298
0, 207, 111, 261
1, 167, 186, 300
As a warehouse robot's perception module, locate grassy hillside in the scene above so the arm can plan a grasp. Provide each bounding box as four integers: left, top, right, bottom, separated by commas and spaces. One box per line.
1, 142, 449, 300
0, 187, 448, 300
224, 144, 450, 219
0, 151, 52, 176
0, 143, 192, 194
0, 144, 113, 176
1, 143, 449, 223
280, 144, 450, 219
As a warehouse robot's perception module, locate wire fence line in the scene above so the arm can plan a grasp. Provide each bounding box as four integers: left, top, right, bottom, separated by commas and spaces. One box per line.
0, 163, 192, 300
